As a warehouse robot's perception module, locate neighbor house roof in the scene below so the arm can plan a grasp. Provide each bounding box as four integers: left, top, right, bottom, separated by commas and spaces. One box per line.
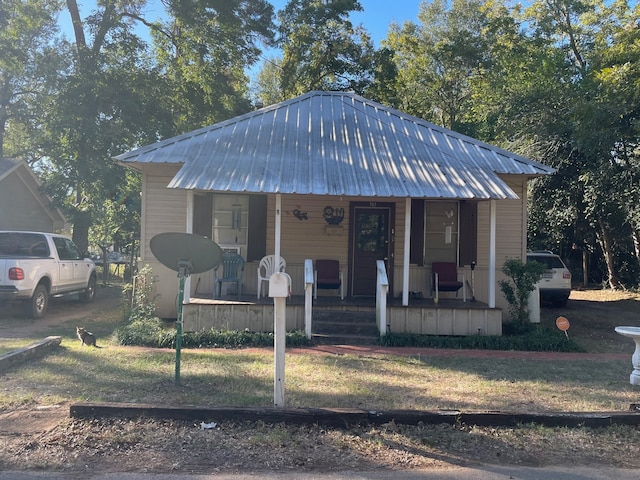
115, 91, 555, 200
0, 158, 66, 230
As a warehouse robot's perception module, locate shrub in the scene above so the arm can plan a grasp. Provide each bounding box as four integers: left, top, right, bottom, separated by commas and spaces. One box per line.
115, 323, 310, 349
499, 258, 546, 332
377, 328, 584, 352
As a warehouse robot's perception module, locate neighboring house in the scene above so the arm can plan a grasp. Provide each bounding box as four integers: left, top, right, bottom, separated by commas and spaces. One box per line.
116, 91, 554, 334
0, 158, 65, 232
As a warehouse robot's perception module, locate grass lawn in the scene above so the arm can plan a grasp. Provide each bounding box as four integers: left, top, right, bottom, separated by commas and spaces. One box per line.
1, 286, 640, 473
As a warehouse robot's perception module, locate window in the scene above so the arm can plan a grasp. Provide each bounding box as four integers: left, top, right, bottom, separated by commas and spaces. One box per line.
410, 200, 477, 267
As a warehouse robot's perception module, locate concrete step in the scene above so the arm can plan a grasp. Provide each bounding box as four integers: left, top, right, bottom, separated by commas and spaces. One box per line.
311, 332, 379, 346
312, 310, 378, 343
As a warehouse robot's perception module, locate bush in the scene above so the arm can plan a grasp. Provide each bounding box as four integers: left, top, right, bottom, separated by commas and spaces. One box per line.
499, 258, 546, 331
114, 320, 310, 349
377, 328, 584, 353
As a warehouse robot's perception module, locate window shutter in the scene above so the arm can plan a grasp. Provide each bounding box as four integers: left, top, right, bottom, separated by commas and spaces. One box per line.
193, 193, 213, 238
459, 201, 477, 267
410, 199, 425, 265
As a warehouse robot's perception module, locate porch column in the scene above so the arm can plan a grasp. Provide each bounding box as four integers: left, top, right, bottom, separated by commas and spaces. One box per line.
184, 190, 194, 303
489, 199, 496, 308
402, 198, 411, 306
275, 193, 282, 264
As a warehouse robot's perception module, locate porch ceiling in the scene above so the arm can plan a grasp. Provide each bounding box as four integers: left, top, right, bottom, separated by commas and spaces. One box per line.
115, 91, 555, 200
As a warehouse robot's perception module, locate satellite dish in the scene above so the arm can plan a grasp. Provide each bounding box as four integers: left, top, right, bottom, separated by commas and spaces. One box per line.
150, 232, 222, 274
150, 232, 223, 386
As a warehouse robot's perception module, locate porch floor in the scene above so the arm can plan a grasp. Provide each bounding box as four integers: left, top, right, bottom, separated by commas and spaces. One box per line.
189, 294, 489, 309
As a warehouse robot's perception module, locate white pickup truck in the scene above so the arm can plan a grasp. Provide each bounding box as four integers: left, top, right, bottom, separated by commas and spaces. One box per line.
0, 231, 97, 318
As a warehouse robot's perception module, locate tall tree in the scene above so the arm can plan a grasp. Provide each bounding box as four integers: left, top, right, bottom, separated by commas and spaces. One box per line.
37, 0, 275, 251
384, 0, 492, 131
276, 0, 377, 97
0, 0, 64, 160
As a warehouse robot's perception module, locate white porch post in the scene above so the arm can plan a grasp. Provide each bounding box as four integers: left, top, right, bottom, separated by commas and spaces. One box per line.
489, 199, 496, 308
402, 198, 411, 306
184, 190, 194, 303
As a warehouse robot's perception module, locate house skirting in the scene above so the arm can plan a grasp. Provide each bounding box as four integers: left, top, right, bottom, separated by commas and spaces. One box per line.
182, 296, 502, 337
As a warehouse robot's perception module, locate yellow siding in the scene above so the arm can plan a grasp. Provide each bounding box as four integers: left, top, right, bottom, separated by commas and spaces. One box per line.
139, 171, 530, 320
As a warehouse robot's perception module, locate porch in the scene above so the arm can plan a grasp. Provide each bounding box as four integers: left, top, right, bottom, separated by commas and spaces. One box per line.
182, 293, 503, 340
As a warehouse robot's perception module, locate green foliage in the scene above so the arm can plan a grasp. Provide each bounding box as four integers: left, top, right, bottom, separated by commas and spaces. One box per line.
122, 264, 158, 323
115, 323, 310, 349
499, 258, 546, 330
276, 0, 378, 97
378, 328, 584, 353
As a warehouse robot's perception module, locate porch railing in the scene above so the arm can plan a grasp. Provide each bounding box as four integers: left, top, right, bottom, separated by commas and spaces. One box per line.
304, 259, 314, 339
376, 260, 389, 337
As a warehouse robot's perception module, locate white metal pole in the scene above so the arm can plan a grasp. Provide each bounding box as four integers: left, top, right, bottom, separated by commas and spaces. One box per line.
184, 190, 194, 303
273, 193, 285, 407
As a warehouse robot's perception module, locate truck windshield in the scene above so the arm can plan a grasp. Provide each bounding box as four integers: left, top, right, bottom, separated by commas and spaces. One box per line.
0, 233, 50, 257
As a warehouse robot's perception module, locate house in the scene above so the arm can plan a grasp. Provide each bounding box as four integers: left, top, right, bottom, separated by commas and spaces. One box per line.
0, 158, 66, 232
116, 91, 554, 337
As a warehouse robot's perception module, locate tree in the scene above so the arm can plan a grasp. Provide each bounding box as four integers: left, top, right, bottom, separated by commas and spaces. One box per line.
383, 0, 493, 131
276, 0, 377, 98
34, 0, 275, 252
522, 0, 640, 288
0, 0, 64, 160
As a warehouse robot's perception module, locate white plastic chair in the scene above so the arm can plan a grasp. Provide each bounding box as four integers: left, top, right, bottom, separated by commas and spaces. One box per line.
257, 254, 286, 298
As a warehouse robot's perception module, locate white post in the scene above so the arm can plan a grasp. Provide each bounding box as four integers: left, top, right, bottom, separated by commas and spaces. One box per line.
270, 272, 291, 407
275, 194, 282, 268
184, 191, 194, 304
304, 259, 313, 339
489, 199, 496, 308
273, 194, 285, 407
403, 198, 411, 306
273, 295, 286, 406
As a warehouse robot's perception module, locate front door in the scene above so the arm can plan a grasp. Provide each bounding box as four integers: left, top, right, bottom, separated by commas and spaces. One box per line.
349, 203, 394, 296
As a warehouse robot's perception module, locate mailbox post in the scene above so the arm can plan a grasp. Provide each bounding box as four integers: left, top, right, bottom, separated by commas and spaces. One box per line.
269, 272, 291, 407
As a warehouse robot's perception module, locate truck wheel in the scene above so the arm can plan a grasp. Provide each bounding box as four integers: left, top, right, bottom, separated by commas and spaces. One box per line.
80, 275, 97, 303
25, 284, 48, 319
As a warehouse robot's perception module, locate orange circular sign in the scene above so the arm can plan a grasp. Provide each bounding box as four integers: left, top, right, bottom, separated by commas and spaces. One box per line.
556, 316, 570, 331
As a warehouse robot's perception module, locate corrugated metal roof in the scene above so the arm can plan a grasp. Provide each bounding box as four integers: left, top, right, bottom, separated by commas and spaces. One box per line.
115, 91, 555, 199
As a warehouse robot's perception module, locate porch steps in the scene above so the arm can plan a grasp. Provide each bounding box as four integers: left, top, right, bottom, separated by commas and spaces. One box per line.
311, 310, 379, 345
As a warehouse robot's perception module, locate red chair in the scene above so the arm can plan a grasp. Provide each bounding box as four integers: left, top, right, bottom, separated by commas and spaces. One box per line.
314, 259, 344, 300
432, 262, 465, 301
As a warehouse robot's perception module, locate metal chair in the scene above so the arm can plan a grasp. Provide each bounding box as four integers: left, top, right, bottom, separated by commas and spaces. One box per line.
213, 252, 245, 298
256, 254, 287, 299
314, 259, 344, 300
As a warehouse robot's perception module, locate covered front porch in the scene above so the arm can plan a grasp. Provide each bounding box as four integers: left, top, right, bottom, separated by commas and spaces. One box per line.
183, 274, 502, 340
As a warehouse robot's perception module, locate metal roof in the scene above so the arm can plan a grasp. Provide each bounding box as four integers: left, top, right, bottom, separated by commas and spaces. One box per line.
115, 91, 555, 199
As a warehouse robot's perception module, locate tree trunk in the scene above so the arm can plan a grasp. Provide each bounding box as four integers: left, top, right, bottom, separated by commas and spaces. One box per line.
72, 210, 91, 253
596, 216, 623, 289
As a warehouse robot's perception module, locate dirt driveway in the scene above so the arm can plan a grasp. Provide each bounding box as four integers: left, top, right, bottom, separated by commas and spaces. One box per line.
0, 283, 123, 339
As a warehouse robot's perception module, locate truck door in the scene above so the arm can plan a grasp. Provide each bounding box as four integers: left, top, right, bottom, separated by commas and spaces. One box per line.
51, 237, 77, 290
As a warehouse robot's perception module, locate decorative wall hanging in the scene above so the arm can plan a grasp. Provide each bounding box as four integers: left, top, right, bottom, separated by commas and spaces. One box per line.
293, 209, 308, 220
323, 206, 344, 225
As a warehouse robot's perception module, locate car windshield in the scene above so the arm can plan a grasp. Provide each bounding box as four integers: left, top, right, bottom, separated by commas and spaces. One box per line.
527, 255, 565, 269
0, 232, 50, 257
